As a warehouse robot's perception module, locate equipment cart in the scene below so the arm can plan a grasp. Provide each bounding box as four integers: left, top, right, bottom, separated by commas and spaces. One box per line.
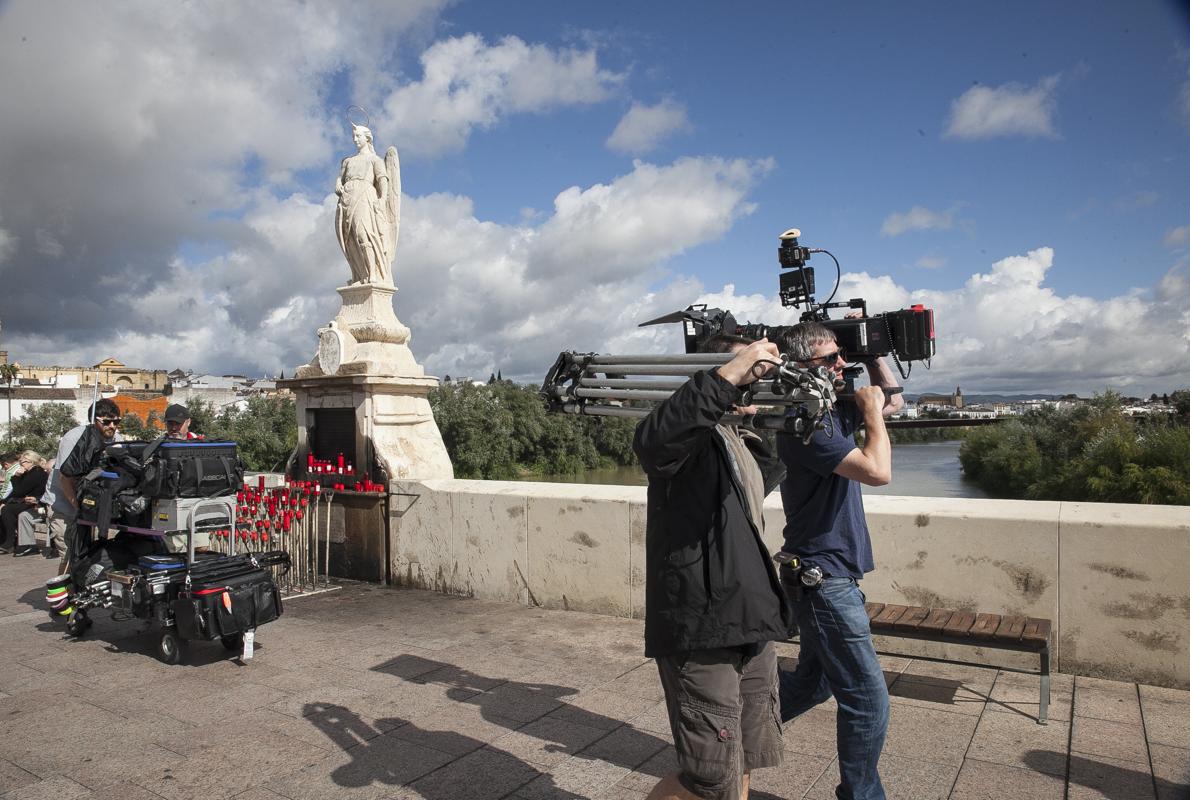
50, 444, 291, 664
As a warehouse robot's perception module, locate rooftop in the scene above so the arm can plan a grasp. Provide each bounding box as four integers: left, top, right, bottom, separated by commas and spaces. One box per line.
1, 554, 1186, 799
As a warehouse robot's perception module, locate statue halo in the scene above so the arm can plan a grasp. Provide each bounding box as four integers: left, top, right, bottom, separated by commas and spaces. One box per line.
346, 105, 372, 131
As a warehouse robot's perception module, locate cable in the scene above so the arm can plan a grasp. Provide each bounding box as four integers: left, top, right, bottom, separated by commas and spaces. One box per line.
813, 249, 843, 309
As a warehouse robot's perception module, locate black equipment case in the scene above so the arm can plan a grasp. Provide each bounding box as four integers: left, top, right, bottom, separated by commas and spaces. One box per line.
173, 567, 283, 642
140, 441, 243, 499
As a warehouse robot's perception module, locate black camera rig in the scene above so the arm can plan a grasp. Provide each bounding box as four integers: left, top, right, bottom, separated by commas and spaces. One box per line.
542, 351, 840, 443
639, 228, 936, 376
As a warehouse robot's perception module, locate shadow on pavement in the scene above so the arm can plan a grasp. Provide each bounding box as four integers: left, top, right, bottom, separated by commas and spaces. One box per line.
374, 654, 672, 774
1025, 750, 1182, 799
33, 609, 261, 667
304, 701, 587, 799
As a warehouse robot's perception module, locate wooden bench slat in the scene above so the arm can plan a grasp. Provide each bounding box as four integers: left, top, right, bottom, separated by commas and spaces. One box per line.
864, 603, 885, 622
919, 608, 954, 632
969, 612, 1003, 639
1022, 617, 1052, 645
993, 615, 1027, 642
871, 604, 910, 629
893, 606, 931, 632
942, 611, 977, 637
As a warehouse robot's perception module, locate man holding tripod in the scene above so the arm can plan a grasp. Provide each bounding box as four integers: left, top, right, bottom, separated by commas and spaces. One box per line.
634, 334, 791, 800
775, 321, 903, 800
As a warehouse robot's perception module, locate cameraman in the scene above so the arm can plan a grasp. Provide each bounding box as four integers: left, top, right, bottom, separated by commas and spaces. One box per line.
55, 399, 122, 572
633, 335, 791, 800
775, 321, 902, 800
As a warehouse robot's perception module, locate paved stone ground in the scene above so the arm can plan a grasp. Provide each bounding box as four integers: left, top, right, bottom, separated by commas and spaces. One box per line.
1, 551, 1188, 800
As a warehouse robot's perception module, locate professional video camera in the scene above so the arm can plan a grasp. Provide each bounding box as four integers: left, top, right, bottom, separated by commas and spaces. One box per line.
640, 228, 936, 375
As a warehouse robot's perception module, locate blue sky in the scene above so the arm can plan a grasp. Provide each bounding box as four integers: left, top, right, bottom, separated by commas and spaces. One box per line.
0, 1, 1188, 396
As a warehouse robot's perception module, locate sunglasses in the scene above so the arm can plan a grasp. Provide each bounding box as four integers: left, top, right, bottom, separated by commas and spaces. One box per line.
807, 347, 847, 364
96, 417, 120, 425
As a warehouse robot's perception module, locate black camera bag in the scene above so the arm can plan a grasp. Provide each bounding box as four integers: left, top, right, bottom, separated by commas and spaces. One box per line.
172, 569, 282, 641
139, 441, 243, 499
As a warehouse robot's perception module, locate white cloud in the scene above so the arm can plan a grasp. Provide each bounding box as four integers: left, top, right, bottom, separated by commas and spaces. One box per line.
916, 255, 947, 269
528, 156, 773, 284
33, 229, 64, 259
1163, 225, 1190, 248
687, 247, 1190, 395
5, 155, 771, 381
0, 0, 448, 359
606, 99, 692, 154
380, 34, 625, 157
944, 76, 1060, 140
0, 223, 15, 266
881, 205, 957, 237
393, 156, 772, 378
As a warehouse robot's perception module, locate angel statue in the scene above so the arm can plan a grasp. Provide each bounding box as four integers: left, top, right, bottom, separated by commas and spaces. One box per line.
335, 123, 400, 285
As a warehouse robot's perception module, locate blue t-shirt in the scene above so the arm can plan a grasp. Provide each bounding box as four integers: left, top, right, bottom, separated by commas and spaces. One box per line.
777, 403, 875, 580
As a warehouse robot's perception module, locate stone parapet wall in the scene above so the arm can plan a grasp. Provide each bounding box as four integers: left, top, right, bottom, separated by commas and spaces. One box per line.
389, 479, 1190, 688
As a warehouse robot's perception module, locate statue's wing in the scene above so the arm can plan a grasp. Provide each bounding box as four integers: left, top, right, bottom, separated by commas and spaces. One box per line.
385, 146, 400, 257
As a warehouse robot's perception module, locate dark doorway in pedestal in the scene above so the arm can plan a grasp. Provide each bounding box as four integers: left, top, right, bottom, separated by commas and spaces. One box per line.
311, 408, 355, 466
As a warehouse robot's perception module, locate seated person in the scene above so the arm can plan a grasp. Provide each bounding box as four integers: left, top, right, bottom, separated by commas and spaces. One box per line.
2, 450, 48, 556
0, 451, 19, 502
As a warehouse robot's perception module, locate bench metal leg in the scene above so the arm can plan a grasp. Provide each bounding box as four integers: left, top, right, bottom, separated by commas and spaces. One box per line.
1038, 645, 1050, 725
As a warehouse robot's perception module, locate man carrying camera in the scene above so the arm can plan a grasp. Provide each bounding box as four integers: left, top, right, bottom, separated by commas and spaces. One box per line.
775, 321, 902, 800
634, 335, 791, 800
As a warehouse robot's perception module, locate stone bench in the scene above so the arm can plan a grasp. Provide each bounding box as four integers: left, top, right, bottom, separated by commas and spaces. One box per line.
865, 602, 1052, 724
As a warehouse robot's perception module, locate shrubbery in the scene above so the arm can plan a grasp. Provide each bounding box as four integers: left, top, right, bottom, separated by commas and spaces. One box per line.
959, 393, 1190, 504
430, 380, 637, 479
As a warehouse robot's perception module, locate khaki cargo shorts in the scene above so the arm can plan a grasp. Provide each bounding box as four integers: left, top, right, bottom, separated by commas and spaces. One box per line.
655, 641, 783, 800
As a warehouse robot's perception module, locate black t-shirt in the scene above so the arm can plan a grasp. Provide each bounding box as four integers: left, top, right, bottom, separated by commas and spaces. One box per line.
59, 426, 112, 479
777, 402, 875, 580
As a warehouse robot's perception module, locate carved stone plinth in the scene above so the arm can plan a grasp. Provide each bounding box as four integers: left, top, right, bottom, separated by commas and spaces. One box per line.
296, 284, 421, 378
285, 283, 453, 481
279, 373, 454, 481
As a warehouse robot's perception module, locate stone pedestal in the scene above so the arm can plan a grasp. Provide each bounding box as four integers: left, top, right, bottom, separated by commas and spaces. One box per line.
281, 283, 454, 482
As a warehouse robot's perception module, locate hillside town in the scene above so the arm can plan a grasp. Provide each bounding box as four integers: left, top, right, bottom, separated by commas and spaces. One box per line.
896, 385, 1180, 421
0, 349, 287, 428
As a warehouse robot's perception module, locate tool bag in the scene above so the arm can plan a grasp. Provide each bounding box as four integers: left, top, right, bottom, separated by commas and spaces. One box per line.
172, 568, 282, 641
139, 441, 243, 499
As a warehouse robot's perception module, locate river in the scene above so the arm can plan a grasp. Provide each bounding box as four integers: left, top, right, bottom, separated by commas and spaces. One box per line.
523, 440, 988, 499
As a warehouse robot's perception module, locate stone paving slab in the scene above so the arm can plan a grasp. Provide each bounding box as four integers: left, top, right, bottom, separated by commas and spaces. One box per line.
0, 552, 1187, 799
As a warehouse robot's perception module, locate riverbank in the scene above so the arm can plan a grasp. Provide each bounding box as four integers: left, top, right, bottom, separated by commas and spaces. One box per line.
517, 440, 988, 498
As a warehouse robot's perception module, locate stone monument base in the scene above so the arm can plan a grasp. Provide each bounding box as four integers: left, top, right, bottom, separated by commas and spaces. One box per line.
282, 282, 454, 482
278, 372, 454, 482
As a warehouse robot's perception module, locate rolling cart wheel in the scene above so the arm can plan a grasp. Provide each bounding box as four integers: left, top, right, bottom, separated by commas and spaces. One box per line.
221, 634, 243, 651
65, 610, 91, 637
158, 629, 187, 665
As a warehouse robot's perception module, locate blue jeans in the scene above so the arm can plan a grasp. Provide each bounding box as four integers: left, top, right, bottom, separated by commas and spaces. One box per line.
779, 576, 889, 800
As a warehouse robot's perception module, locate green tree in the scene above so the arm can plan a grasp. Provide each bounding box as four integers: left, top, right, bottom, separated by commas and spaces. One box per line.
185, 398, 218, 437
120, 412, 163, 441
429, 381, 639, 479
5, 402, 78, 456
959, 394, 1190, 504
213, 396, 297, 472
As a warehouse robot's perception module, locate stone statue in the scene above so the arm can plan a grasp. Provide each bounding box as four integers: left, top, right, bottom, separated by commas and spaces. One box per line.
335, 124, 400, 286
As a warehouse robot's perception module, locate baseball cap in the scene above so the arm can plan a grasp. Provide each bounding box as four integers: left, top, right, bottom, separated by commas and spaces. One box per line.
164, 404, 190, 423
